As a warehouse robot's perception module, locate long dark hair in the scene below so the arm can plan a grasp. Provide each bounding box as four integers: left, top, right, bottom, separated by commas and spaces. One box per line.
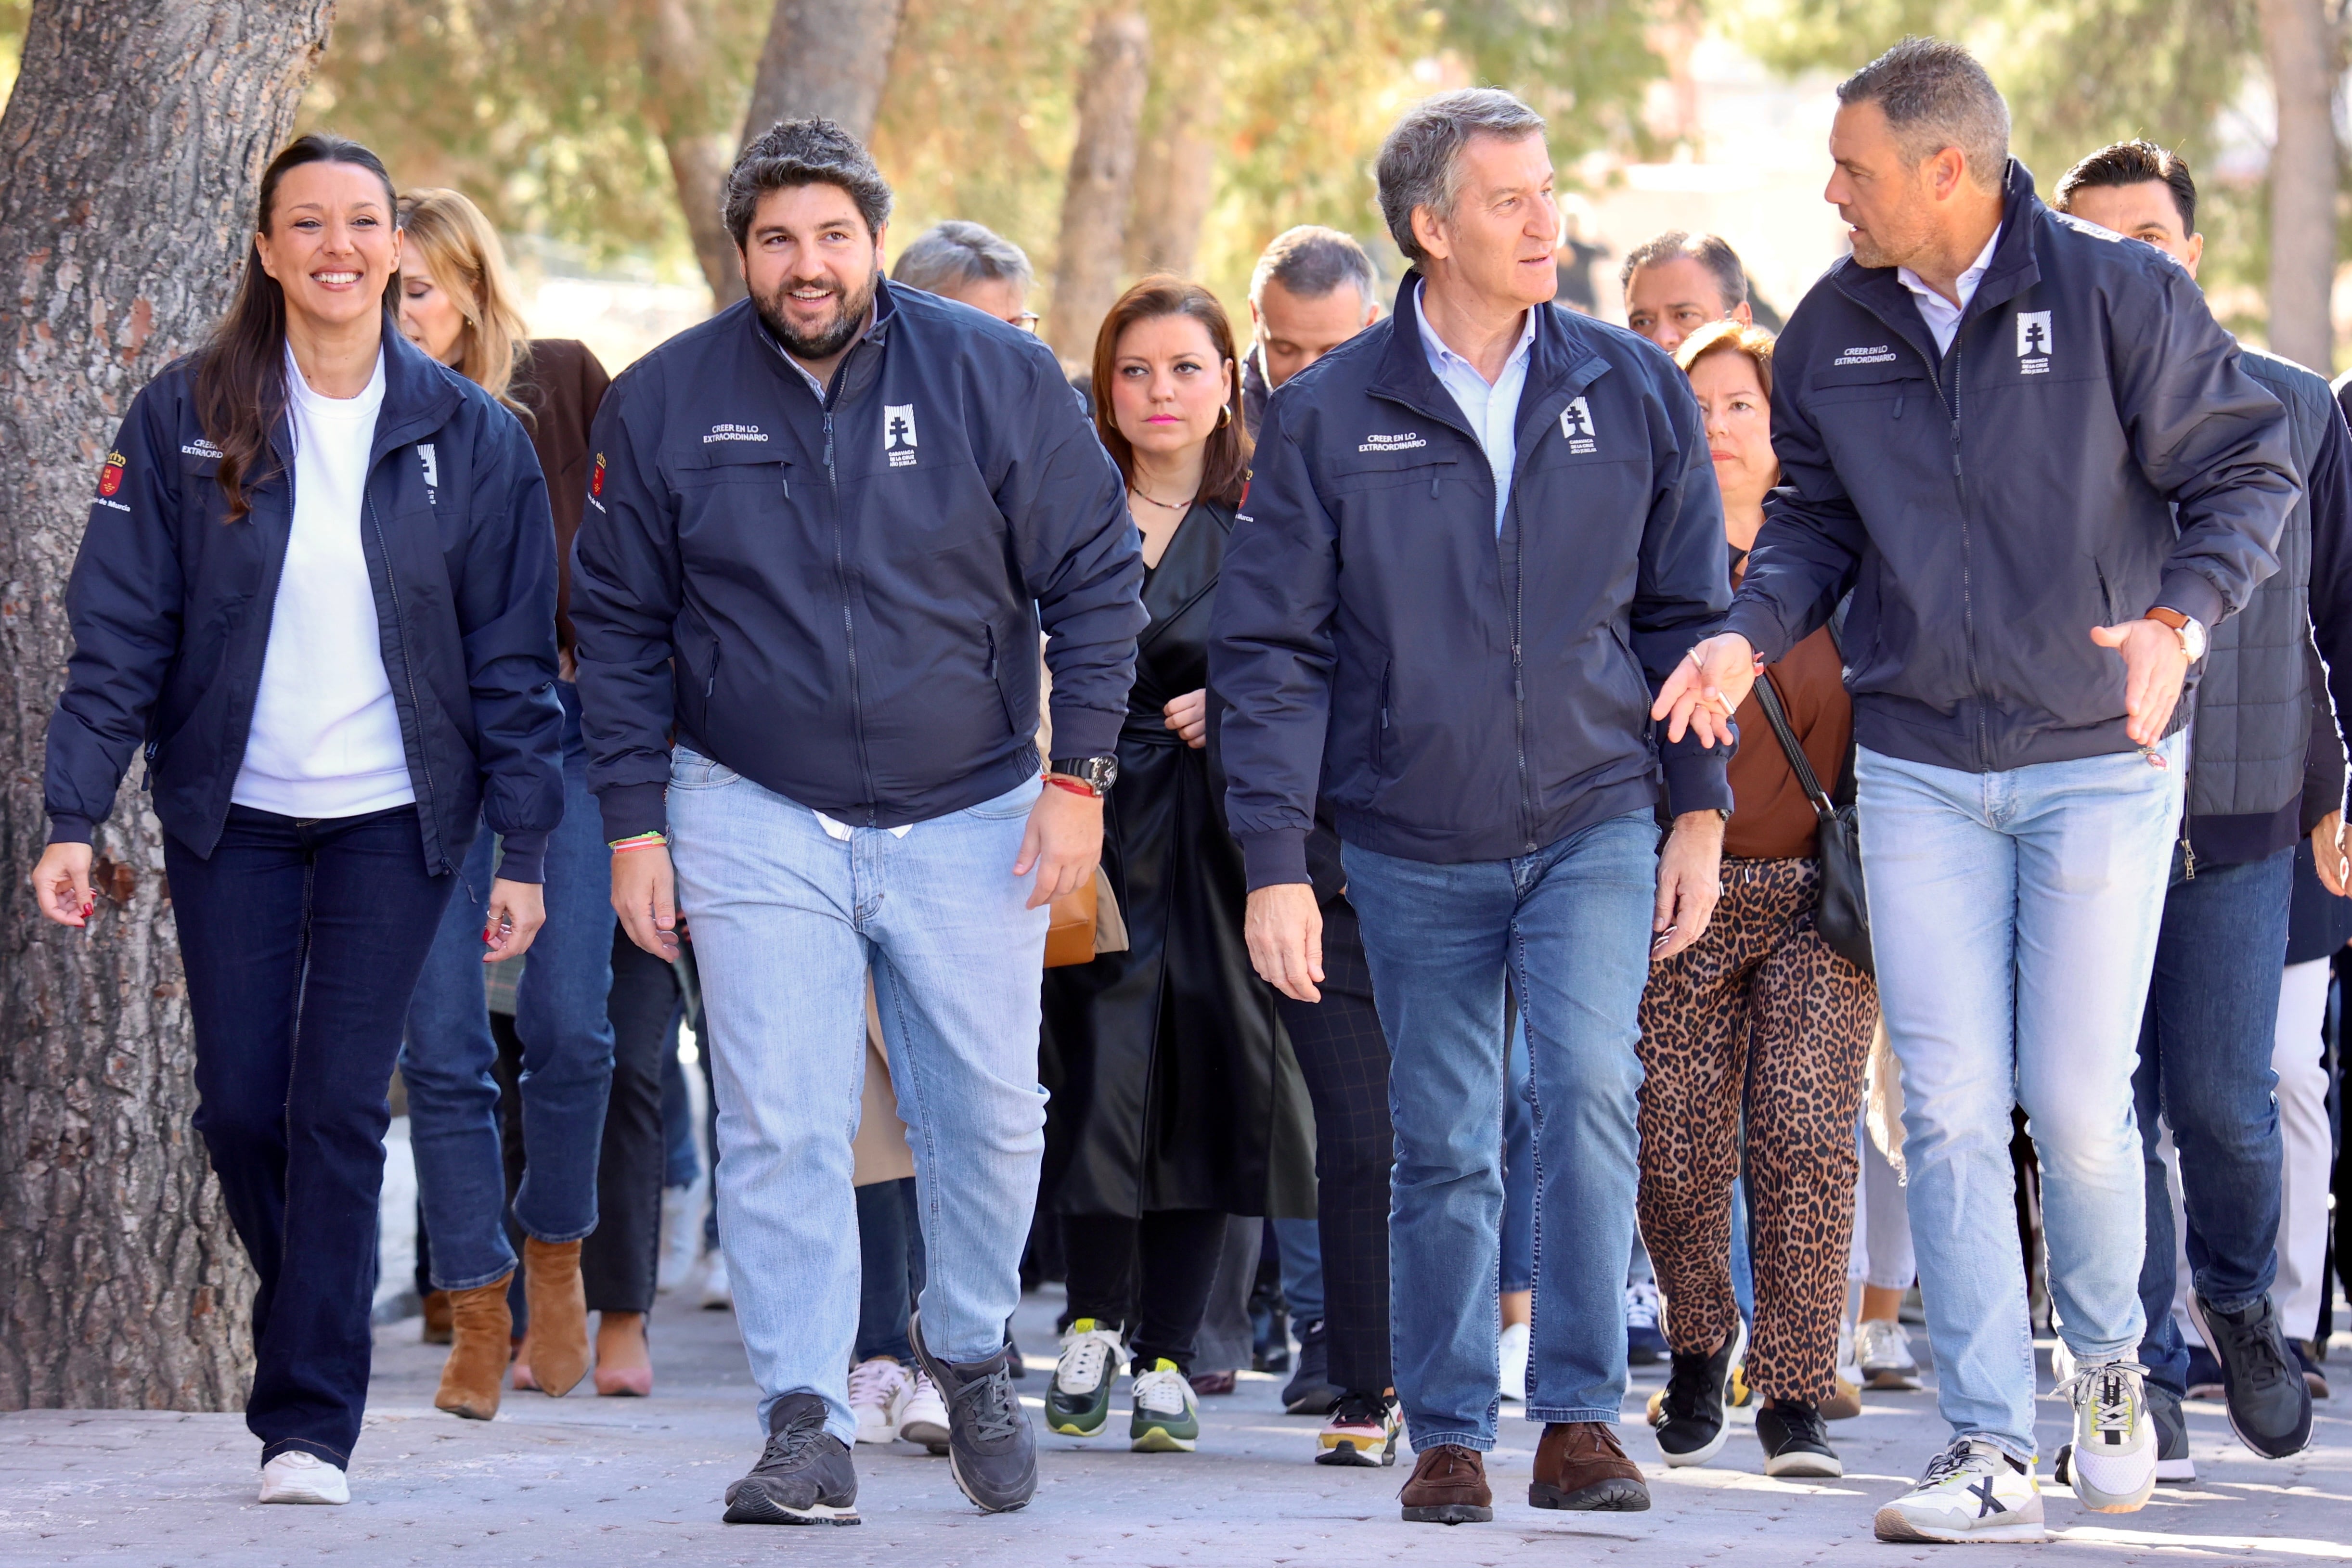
1089, 275, 1252, 509
194, 134, 398, 520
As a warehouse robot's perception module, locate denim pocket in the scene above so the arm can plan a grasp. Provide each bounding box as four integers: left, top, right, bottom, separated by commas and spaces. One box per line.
962, 775, 1043, 819
669, 746, 741, 791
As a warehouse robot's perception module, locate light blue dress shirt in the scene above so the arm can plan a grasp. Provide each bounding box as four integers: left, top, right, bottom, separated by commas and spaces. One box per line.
1415, 280, 1537, 535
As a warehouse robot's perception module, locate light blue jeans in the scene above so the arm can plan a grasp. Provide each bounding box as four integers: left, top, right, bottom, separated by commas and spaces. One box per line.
1858, 738, 2183, 1461
666, 747, 1051, 1446
1345, 811, 1656, 1451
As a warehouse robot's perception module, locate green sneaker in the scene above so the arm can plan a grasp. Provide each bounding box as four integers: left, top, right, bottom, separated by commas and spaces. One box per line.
1129, 1360, 1201, 1452
1046, 1319, 1126, 1437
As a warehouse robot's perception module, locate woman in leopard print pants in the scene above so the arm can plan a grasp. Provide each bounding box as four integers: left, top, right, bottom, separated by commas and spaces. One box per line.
1637, 321, 1878, 1478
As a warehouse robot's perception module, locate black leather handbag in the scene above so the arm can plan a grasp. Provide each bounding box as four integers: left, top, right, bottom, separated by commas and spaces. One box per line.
1750, 671, 1874, 977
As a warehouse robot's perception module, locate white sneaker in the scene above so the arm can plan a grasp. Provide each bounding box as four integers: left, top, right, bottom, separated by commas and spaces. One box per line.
848, 1355, 910, 1444
1499, 1320, 1529, 1402
896, 1367, 951, 1452
656, 1182, 705, 1294
1835, 1316, 1861, 1387
2061, 1360, 2156, 1513
1855, 1318, 1922, 1390
258, 1450, 349, 1505
1874, 1437, 2044, 1543
698, 1251, 733, 1311
1045, 1319, 1129, 1437
1129, 1361, 1202, 1452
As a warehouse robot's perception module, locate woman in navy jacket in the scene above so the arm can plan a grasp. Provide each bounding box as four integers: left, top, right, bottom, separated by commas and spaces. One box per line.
30, 135, 564, 1505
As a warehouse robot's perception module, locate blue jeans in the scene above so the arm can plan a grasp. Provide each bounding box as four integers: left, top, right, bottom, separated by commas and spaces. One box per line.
666, 748, 1051, 1446
402, 684, 619, 1289
1346, 811, 1656, 1450
1273, 1218, 1324, 1327
169, 804, 454, 1465
855, 1177, 927, 1363
2135, 843, 2293, 1399
1858, 739, 2183, 1460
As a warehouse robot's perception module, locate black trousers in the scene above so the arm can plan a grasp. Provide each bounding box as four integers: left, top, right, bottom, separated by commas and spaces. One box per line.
1062, 1208, 1229, 1374
1273, 903, 1394, 1395
171, 804, 454, 1466
583, 929, 679, 1313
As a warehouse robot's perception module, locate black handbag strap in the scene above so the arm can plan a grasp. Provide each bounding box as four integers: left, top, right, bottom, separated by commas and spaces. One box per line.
1751, 672, 1837, 821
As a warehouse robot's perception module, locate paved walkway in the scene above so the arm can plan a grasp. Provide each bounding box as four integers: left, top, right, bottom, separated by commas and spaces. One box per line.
6, 1288, 2352, 1566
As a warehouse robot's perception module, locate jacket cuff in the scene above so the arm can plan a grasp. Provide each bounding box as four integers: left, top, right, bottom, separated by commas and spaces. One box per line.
597, 781, 669, 844
1239, 827, 1312, 893
1720, 601, 1791, 666
1046, 701, 1124, 761
47, 813, 94, 847
1662, 740, 1735, 820
493, 832, 548, 885
2155, 569, 2227, 633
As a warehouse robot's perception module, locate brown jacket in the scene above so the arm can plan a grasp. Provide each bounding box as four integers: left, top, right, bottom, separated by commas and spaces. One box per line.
511, 337, 610, 655
1725, 621, 1853, 861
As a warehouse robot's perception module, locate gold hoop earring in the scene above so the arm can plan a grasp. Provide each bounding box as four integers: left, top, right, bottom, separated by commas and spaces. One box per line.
1217, 404, 1231, 429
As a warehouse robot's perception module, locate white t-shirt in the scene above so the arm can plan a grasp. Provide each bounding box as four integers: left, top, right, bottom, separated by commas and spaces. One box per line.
230, 346, 416, 818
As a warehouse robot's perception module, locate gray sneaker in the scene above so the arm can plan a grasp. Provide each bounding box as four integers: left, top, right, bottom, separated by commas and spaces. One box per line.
911, 1310, 1037, 1513
723, 1392, 860, 1525
2149, 1383, 2195, 1484
2189, 1292, 2313, 1460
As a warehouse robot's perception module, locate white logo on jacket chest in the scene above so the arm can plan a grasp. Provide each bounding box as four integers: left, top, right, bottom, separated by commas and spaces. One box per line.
1561, 397, 1596, 454
418, 442, 439, 503
2016, 311, 2052, 375
884, 404, 919, 466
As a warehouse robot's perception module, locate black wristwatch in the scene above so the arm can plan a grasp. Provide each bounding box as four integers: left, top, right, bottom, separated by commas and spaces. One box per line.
1049, 755, 1119, 796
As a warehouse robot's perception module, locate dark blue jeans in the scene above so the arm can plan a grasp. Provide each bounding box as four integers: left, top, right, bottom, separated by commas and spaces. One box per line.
2134, 842, 2294, 1398
401, 684, 617, 1289
168, 804, 454, 1466
854, 1177, 927, 1363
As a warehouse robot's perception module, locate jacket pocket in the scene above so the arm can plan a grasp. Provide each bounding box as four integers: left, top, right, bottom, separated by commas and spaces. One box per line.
2094, 558, 2116, 626
984, 622, 1023, 739
1374, 658, 1394, 774
675, 611, 720, 735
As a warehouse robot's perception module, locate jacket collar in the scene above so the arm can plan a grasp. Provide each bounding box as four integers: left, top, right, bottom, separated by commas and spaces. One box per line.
370, 321, 467, 463
1832, 160, 2047, 364
746, 274, 902, 408
1368, 270, 1606, 432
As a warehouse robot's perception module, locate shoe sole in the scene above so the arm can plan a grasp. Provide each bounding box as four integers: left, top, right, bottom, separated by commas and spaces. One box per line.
1872, 1505, 2044, 1544
1657, 1418, 1730, 1468
723, 1495, 861, 1526
899, 1418, 951, 1447
853, 1424, 898, 1446
1316, 1433, 1398, 1467
1529, 1478, 1651, 1511
2186, 1295, 2315, 1460
1401, 1504, 1493, 1524
1044, 1409, 1105, 1438
1130, 1427, 1198, 1452
909, 1311, 1035, 1515
1762, 1449, 1843, 1479
258, 1487, 348, 1505
2157, 1458, 2197, 1484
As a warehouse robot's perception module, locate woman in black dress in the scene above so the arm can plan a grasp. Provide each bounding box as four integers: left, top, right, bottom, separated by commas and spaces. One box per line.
1040, 277, 1314, 1453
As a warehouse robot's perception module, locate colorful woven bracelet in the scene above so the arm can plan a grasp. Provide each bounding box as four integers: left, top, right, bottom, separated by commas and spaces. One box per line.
609, 831, 669, 853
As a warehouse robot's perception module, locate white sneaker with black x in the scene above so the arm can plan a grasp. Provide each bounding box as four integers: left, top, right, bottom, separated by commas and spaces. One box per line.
1874, 1437, 2044, 1544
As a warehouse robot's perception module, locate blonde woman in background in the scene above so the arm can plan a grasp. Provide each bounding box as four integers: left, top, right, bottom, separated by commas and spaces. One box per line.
391, 190, 651, 1416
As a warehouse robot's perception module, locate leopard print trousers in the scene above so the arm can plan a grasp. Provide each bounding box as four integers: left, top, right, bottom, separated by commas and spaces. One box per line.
1636, 856, 1877, 1403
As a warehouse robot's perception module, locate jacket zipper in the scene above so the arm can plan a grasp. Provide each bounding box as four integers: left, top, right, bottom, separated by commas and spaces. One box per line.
1935, 339, 1991, 772
1510, 484, 1535, 852
821, 403, 877, 822
365, 489, 441, 843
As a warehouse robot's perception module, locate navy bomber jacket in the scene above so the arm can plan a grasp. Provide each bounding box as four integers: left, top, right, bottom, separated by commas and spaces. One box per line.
45, 328, 566, 880
1211, 274, 1732, 890
1725, 162, 2297, 774
572, 282, 1146, 839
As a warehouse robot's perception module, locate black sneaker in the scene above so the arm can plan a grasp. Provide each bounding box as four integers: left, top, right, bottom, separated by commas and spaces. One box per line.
2189, 1292, 2313, 1459
723, 1392, 860, 1525
1755, 1399, 1842, 1478
2149, 1382, 2195, 1484
911, 1310, 1037, 1512
1650, 1338, 1732, 1468
1282, 1318, 1342, 1415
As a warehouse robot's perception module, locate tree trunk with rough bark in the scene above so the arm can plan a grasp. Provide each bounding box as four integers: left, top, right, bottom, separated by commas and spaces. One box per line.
644, 0, 743, 308
1047, 8, 1151, 364
2258, 0, 2340, 372
742, 0, 908, 149
0, 0, 332, 1413
1126, 46, 1220, 280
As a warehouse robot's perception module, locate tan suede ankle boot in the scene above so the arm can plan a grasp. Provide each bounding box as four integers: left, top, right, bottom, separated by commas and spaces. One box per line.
434, 1274, 515, 1420
523, 1237, 591, 1397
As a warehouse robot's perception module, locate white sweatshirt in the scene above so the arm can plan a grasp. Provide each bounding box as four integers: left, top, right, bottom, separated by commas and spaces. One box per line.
230, 347, 416, 818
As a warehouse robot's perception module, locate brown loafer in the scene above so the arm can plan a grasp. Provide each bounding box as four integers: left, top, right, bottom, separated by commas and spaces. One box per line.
1531, 1421, 1651, 1511
1400, 1442, 1494, 1524
1188, 1370, 1238, 1396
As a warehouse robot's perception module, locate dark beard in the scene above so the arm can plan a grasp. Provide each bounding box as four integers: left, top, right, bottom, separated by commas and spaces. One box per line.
755, 272, 876, 364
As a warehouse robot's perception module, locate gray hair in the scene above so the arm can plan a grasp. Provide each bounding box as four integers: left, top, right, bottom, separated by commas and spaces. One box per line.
1249, 225, 1380, 309
1618, 231, 1748, 310
1375, 89, 1547, 267
723, 117, 893, 249
1837, 37, 2010, 193
891, 219, 1034, 296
